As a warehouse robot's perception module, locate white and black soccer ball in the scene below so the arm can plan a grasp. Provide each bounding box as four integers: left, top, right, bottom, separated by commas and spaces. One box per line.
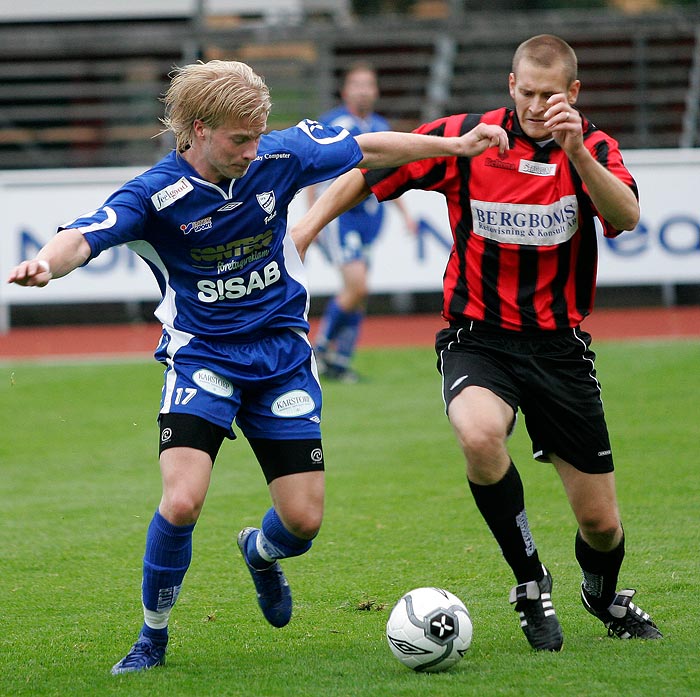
386, 587, 473, 672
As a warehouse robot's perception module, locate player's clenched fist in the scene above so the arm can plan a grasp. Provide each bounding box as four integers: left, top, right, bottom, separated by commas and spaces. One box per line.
456, 123, 510, 158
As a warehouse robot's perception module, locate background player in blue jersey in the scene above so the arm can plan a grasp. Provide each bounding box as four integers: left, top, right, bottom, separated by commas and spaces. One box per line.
307, 62, 415, 382
7, 59, 508, 675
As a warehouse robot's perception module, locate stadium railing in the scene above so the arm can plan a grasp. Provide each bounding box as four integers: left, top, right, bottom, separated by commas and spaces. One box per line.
0, 6, 698, 170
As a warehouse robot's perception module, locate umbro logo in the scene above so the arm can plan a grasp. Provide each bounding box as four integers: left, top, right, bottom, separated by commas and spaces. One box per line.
218, 201, 244, 212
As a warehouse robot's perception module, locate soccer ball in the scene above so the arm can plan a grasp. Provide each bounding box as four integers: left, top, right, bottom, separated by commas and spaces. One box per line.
386, 587, 472, 672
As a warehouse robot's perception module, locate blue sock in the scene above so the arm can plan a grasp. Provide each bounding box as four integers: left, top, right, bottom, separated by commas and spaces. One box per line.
316, 298, 345, 352
333, 310, 363, 368
245, 508, 314, 569
141, 624, 169, 646
140, 510, 195, 643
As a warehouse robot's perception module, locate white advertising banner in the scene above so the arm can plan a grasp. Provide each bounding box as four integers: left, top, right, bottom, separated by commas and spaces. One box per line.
596, 149, 700, 284
0, 167, 155, 307
298, 148, 700, 293
1, 149, 699, 329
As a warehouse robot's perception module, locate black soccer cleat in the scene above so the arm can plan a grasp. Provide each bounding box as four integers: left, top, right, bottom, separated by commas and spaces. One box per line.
509, 565, 564, 651
581, 587, 662, 639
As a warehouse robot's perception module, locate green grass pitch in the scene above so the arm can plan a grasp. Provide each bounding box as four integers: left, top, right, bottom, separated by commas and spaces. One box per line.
1, 340, 698, 696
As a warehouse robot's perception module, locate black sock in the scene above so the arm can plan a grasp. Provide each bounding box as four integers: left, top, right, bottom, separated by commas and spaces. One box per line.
575, 529, 625, 610
468, 462, 542, 584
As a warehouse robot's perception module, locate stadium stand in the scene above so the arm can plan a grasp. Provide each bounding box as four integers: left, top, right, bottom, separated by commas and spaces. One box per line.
0, 4, 698, 170
447, 11, 699, 148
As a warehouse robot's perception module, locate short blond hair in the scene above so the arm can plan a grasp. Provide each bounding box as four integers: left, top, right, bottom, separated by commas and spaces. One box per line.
512, 34, 578, 86
161, 60, 272, 152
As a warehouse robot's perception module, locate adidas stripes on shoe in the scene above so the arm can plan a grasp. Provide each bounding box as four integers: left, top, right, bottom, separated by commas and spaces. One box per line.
509, 565, 564, 651
581, 587, 662, 639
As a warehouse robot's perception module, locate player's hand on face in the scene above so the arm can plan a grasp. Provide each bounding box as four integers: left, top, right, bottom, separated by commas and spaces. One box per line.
459, 123, 509, 158
544, 93, 582, 150
6, 259, 52, 287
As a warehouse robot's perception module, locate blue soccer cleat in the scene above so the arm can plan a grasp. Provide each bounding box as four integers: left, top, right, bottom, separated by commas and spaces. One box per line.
237, 527, 292, 628
111, 634, 166, 675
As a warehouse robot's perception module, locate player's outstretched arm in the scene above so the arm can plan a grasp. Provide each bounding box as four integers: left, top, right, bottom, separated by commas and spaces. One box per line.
291, 169, 370, 260
355, 122, 508, 169
7, 228, 91, 287
292, 123, 508, 259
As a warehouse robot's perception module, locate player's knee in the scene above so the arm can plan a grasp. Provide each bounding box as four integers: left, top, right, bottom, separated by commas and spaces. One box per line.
302, 508, 324, 539
281, 506, 323, 540
458, 423, 507, 462
262, 508, 319, 559
352, 279, 369, 302
290, 518, 322, 541
578, 517, 621, 548
160, 492, 205, 526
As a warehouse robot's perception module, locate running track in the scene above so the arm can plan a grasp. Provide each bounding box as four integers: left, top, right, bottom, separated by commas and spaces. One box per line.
0, 306, 699, 361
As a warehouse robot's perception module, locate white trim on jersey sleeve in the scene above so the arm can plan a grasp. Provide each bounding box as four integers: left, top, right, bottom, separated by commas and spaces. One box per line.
296, 119, 351, 145
61, 206, 118, 233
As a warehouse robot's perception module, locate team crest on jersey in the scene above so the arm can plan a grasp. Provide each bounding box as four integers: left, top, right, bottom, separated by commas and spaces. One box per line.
218, 201, 244, 212
257, 191, 275, 215
257, 191, 277, 223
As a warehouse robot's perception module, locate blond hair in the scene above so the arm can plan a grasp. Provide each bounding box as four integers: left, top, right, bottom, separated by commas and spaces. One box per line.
161, 60, 272, 152
512, 34, 578, 86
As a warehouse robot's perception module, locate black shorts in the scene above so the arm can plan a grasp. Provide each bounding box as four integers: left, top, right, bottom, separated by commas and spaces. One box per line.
436, 323, 614, 474
158, 413, 324, 484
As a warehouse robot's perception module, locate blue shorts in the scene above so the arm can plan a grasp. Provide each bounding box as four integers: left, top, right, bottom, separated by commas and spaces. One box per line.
155, 328, 322, 441
320, 199, 384, 266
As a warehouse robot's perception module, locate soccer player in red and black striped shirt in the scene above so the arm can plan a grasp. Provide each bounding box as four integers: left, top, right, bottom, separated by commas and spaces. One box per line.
293, 34, 661, 650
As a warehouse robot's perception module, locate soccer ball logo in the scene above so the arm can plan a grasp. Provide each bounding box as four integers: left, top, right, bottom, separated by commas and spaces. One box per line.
386, 587, 472, 672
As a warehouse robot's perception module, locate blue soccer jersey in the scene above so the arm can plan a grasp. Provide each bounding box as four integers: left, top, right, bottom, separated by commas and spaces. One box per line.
319, 105, 390, 140
316, 105, 390, 253
60, 119, 362, 340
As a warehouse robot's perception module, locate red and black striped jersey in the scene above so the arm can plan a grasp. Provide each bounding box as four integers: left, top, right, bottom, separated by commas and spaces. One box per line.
364, 108, 638, 332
